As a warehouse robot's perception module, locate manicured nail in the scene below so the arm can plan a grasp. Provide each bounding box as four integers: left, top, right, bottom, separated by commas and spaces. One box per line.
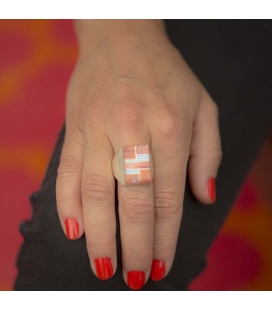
127, 271, 145, 290
207, 178, 216, 202
65, 218, 79, 240
150, 259, 166, 281
94, 257, 113, 280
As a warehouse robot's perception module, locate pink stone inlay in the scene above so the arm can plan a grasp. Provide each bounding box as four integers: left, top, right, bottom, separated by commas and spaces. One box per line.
123, 145, 152, 185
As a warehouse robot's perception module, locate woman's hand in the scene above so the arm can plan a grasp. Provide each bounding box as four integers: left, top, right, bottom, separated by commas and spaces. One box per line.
56, 20, 222, 290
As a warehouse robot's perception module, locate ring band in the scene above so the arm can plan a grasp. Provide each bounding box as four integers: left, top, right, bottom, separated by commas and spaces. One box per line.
112, 144, 154, 186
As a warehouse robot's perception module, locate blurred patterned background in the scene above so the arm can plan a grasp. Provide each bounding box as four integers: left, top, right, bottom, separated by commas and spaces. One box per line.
0, 20, 272, 291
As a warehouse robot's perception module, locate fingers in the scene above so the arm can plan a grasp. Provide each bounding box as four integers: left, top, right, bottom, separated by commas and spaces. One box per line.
115, 141, 155, 290
56, 124, 84, 240
105, 101, 156, 290
118, 180, 154, 290
188, 90, 222, 204
150, 114, 191, 281
56, 88, 220, 290
81, 128, 116, 280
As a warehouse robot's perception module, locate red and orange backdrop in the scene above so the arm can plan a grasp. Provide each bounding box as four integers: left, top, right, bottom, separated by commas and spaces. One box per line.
1, 20, 272, 290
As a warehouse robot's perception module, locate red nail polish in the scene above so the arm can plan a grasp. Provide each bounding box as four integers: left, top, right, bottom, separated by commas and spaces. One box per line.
127, 271, 145, 290
94, 257, 113, 280
65, 218, 79, 240
207, 178, 216, 202
150, 259, 165, 281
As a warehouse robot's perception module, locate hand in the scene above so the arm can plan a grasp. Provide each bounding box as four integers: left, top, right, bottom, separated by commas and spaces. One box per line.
56, 20, 222, 290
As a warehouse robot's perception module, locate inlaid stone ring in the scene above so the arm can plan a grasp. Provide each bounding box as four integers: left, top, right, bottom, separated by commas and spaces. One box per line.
111, 145, 154, 186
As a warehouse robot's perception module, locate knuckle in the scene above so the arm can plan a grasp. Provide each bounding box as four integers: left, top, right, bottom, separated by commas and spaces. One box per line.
57, 155, 82, 178
157, 112, 189, 141
121, 195, 154, 222
56, 194, 75, 210
153, 236, 174, 254
87, 234, 115, 248
82, 174, 112, 202
113, 101, 141, 131
154, 190, 181, 219
207, 147, 223, 163
125, 249, 151, 265
159, 115, 178, 137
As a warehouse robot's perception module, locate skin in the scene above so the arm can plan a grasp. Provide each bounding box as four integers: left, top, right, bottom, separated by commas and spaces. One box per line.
56, 20, 222, 289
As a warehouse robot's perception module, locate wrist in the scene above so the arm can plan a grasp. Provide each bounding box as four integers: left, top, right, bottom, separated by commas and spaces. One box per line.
74, 19, 169, 52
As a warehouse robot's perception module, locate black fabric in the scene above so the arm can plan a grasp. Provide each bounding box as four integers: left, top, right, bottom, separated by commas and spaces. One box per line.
14, 20, 272, 290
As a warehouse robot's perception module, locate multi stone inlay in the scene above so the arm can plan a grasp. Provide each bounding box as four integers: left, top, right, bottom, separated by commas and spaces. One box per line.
123, 145, 152, 184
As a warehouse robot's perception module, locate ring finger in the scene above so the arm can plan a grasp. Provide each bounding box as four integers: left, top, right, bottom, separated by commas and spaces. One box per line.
112, 136, 155, 290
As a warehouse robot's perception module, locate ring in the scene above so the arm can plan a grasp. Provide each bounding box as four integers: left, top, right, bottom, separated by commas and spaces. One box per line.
111, 144, 154, 186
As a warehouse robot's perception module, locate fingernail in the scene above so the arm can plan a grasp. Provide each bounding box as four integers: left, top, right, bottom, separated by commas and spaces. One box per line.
65, 218, 79, 240
207, 178, 216, 202
127, 271, 145, 290
150, 259, 166, 281
94, 257, 113, 280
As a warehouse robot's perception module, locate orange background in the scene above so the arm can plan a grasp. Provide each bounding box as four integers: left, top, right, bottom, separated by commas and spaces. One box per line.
1, 20, 272, 290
